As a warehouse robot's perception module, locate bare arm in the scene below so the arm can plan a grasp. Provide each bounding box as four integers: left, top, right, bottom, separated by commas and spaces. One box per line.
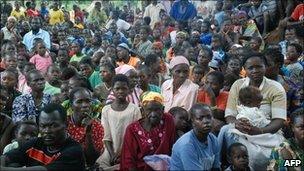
261, 118, 285, 134
104, 140, 115, 165
84, 127, 100, 166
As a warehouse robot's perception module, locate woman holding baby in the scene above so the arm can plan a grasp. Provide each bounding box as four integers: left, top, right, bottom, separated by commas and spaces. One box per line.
218, 52, 287, 170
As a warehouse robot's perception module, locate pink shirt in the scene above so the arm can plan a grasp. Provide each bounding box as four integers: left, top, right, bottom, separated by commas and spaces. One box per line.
29, 53, 52, 74
161, 79, 199, 112
18, 73, 31, 94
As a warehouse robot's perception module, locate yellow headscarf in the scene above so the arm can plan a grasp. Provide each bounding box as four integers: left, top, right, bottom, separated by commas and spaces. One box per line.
141, 91, 164, 106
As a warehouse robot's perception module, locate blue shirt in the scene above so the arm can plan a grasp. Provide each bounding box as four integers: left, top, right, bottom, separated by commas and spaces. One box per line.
170, 130, 220, 170
12, 93, 52, 123
170, 1, 197, 21
200, 32, 212, 45
23, 29, 51, 51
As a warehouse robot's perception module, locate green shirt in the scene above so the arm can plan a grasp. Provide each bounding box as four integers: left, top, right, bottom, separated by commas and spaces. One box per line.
44, 82, 61, 95
70, 54, 86, 62
89, 71, 102, 89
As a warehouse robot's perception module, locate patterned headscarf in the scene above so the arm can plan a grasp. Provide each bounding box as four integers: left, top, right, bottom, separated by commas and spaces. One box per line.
176, 31, 188, 39
141, 91, 164, 106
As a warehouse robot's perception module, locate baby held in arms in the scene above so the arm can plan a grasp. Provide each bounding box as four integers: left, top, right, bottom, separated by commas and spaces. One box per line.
236, 86, 269, 128
230, 86, 284, 146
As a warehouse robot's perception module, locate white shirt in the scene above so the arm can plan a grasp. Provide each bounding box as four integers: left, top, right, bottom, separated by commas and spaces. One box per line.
105, 19, 131, 32
144, 3, 166, 28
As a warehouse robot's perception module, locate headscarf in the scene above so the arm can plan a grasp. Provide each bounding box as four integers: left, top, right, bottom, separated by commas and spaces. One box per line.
141, 91, 164, 106
176, 31, 188, 39
117, 43, 130, 52
169, 56, 190, 69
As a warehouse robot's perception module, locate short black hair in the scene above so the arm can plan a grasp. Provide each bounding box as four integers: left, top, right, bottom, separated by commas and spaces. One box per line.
169, 107, 188, 116
200, 45, 213, 59
2, 68, 19, 80
242, 52, 268, 66
112, 74, 130, 87
206, 71, 224, 85
192, 65, 204, 72
69, 74, 93, 91
69, 87, 91, 103
189, 103, 211, 118
100, 62, 116, 74
61, 67, 77, 80
227, 142, 247, 157
40, 103, 67, 123
25, 69, 42, 82
58, 48, 69, 54
79, 57, 94, 67
250, 36, 262, 44
137, 64, 151, 76
288, 43, 303, 54
264, 48, 284, 66
145, 53, 160, 67
14, 120, 38, 135
290, 107, 304, 125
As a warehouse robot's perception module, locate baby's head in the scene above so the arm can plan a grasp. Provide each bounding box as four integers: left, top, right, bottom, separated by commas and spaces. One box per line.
239, 86, 262, 108
14, 121, 38, 145
228, 143, 249, 170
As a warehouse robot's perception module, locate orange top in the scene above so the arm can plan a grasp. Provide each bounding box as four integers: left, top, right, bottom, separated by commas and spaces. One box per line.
197, 90, 229, 111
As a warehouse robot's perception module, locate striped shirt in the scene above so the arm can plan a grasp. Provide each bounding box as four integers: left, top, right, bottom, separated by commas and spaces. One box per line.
225, 77, 287, 120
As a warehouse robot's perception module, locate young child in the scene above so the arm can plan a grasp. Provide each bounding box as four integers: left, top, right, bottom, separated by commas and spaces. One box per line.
2, 121, 38, 154
2, 52, 18, 69
29, 41, 52, 74
191, 46, 213, 83
225, 143, 251, 171
97, 74, 141, 170
0, 68, 21, 117
136, 65, 161, 93
94, 62, 115, 105
285, 43, 303, 85
230, 86, 285, 146
56, 48, 70, 69
192, 65, 204, 86
79, 57, 102, 88
236, 86, 269, 128
197, 71, 228, 134
169, 107, 190, 140
70, 41, 86, 63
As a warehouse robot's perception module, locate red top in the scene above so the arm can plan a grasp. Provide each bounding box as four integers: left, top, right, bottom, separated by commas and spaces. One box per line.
120, 113, 176, 171
26, 9, 40, 18
291, 3, 304, 21
197, 90, 229, 111
67, 117, 104, 153
75, 11, 84, 23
